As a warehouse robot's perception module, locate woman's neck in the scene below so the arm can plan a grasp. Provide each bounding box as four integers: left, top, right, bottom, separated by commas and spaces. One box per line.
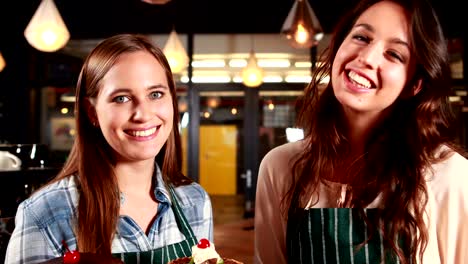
341, 107, 389, 153
115, 159, 155, 195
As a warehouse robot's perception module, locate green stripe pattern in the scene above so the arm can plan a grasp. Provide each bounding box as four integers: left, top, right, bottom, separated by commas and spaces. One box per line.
288, 208, 400, 264
113, 186, 198, 264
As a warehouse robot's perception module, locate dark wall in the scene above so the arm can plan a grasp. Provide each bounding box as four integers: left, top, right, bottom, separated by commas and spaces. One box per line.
0, 1, 34, 144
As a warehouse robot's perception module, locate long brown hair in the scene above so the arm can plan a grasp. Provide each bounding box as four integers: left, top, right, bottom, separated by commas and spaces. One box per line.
285, 0, 460, 263
50, 34, 191, 254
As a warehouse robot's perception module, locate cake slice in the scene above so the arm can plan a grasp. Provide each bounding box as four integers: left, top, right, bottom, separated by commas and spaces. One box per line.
167, 238, 243, 264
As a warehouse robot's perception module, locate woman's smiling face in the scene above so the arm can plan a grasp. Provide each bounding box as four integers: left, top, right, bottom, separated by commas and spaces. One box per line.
91, 50, 173, 163
331, 1, 417, 120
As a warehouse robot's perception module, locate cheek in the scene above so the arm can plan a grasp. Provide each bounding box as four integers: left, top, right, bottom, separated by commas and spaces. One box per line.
331, 47, 348, 80
384, 68, 409, 95
95, 108, 125, 139
157, 102, 174, 126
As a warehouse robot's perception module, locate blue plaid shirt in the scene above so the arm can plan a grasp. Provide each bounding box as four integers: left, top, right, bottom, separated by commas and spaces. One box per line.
5, 166, 213, 264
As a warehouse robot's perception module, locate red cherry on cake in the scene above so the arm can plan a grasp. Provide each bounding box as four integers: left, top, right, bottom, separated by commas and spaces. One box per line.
197, 238, 211, 249
63, 250, 80, 263
62, 239, 81, 263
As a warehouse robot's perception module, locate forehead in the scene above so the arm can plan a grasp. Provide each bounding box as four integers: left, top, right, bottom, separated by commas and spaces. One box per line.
354, 1, 410, 38
95, 50, 170, 97
102, 51, 167, 83
111, 50, 163, 72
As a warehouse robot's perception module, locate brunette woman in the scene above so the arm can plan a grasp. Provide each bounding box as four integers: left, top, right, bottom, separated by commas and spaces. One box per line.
255, 0, 468, 263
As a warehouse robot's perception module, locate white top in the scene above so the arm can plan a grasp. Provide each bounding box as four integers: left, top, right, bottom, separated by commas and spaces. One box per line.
254, 140, 468, 264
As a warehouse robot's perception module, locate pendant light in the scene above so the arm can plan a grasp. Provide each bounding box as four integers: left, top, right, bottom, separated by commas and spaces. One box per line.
0, 52, 6, 72
163, 29, 189, 74
241, 36, 264, 88
24, 0, 70, 52
281, 0, 323, 49
141, 0, 172, 4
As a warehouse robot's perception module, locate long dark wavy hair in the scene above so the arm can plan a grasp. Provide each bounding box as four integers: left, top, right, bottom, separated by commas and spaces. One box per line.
49, 34, 191, 254
285, 0, 461, 263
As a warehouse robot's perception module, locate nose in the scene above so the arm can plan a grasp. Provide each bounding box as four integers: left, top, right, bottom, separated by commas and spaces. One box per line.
357, 43, 382, 68
132, 100, 154, 122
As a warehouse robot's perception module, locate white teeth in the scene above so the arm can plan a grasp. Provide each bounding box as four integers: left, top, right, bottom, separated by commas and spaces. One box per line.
130, 127, 157, 137
348, 71, 371, 89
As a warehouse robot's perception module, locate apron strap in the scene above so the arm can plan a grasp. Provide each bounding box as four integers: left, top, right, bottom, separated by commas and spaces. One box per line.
167, 184, 198, 245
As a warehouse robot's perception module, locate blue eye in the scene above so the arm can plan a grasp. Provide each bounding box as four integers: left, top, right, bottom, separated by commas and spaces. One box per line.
113, 95, 129, 103
149, 91, 163, 99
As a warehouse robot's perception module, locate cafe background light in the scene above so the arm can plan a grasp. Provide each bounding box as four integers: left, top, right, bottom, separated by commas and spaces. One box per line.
0, 52, 6, 72
281, 0, 323, 49
24, 0, 70, 52
163, 29, 189, 74
241, 35, 264, 88
241, 51, 264, 88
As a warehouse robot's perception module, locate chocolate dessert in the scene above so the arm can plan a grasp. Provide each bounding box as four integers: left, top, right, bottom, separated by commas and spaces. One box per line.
167, 239, 243, 264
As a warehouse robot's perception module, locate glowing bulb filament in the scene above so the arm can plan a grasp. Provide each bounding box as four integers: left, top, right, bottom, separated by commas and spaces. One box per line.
41, 29, 58, 46
294, 23, 309, 44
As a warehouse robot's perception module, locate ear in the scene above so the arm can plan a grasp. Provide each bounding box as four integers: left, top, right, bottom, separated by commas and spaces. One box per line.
401, 78, 423, 99
84, 97, 99, 126
412, 78, 423, 96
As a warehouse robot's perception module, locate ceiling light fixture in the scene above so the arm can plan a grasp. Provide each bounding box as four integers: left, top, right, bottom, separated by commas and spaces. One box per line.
163, 29, 189, 74
294, 61, 312, 68
178, 96, 188, 112
206, 96, 221, 108
24, 0, 70, 52
0, 52, 6, 72
241, 35, 264, 88
191, 76, 231, 83
228, 59, 247, 68
285, 75, 312, 83
257, 59, 291, 68
141, 0, 172, 4
281, 0, 323, 49
191, 59, 226, 68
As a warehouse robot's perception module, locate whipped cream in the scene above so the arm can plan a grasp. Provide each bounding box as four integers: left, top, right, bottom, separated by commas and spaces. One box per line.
191, 239, 222, 264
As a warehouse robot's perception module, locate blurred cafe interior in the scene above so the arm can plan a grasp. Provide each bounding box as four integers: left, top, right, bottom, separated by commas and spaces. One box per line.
0, 0, 467, 262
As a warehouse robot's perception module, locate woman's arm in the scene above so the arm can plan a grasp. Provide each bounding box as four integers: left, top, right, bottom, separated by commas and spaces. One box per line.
254, 144, 295, 264
425, 152, 468, 263
5, 202, 58, 264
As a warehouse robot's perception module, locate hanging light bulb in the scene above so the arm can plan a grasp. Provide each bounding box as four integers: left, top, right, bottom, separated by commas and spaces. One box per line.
24, 0, 70, 52
141, 0, 172, 4
281, 0, 323, 49
294, 23, 309, 45
163, 29, 189, 74
178, 96, 188, 112
242, 35, 264, 88
0, 52, 6, 72
242, 51, 264, 88
206, 96, 221, 108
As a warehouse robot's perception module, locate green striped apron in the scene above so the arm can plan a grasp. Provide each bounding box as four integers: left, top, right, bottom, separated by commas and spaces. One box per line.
112, 186, 198, 264
287, 208, 403, 264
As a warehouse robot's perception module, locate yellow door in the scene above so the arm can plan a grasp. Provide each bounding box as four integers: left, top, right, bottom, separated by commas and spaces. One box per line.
199, 125, 237, 195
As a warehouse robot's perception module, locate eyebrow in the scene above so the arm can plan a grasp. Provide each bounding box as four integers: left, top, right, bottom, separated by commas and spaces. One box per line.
354, 23, 410, 49
106, 84, 168, 97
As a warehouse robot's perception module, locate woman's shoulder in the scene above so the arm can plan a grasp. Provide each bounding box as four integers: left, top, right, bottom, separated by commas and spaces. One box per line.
431, 147, 468, 175
172, 182, 209, 207
258, 140, 306, 188
261, 140, 305, 168
428, 147, 468, 192
20, 176, 79, 228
